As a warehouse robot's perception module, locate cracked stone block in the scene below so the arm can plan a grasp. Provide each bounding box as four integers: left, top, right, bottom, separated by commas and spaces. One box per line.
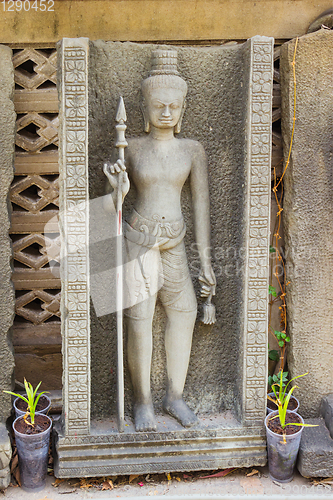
297, 418, 333, 477
321, 394, 333, 439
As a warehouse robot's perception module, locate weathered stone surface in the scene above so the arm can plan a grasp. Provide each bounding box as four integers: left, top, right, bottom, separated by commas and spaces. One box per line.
0, 424, 11, 470
87, 40, 272, 421
0, 467, 10, 490
0, 423, 11, 490
88, 41, 246, 419
281, 30, 333, 418
297, 418, 333, 477
321, 394, 333, 439
0, 0, 332, 45
0, 44, 16, 422
55, 36, 273, 476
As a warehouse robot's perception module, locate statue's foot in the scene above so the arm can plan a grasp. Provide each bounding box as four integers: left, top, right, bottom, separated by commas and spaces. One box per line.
134, 403, 157, 432
163, 397, 198, 428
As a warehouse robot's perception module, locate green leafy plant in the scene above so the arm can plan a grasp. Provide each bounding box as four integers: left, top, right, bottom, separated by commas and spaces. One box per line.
274, 330, 290, 348
268, 369, 288, 392
4, 379, 48, 425
268, 349, 279, 362
269, 285, 277, 297
267, 371, 317, 440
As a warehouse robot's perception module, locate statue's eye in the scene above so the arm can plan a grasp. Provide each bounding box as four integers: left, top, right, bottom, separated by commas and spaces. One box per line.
170, 103, 180, 110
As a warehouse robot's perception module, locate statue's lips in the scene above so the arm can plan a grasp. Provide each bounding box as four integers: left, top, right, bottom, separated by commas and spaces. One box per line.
159, 119, 173, 124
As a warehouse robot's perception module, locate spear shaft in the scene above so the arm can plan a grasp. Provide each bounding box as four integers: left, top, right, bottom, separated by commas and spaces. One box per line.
115, 97, 127, 433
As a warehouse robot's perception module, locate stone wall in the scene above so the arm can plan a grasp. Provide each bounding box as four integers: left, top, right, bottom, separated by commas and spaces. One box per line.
281, 29, 333, 417
0, 44, 16, 489
0, 0, 332, 44
88, 41, 248, 419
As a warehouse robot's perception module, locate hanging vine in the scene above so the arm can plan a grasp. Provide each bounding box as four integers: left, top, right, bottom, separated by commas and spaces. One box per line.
268, 38, 298, 382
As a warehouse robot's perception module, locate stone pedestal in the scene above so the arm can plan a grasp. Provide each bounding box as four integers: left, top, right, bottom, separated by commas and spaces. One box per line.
54, 36, 273, 477
281, 30, 333, 418
0, 44, 16, 489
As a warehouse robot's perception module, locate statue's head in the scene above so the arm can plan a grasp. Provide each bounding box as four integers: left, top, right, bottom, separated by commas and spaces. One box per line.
141, 49, 187, 134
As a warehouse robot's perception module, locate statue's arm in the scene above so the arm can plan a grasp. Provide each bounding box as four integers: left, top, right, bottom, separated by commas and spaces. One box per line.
103, 149, 131, 213
190, 142, 216, 295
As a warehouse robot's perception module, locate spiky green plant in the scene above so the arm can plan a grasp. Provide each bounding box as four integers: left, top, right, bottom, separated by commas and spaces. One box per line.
267, 371, 317, 441
4, 379, 48, 425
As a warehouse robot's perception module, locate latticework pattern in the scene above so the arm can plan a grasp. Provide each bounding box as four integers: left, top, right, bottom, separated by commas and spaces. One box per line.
272, 46, 282, 174
10, 48, 61, 359
9, 44, 283, 390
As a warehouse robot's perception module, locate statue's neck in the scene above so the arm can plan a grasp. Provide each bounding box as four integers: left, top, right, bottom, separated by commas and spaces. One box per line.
150, 126, 175, 141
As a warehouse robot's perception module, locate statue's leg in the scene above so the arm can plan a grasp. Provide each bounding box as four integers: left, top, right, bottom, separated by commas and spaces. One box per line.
158, 242, 198, 427
162, 306, 198, 427
126, 294, 157, 432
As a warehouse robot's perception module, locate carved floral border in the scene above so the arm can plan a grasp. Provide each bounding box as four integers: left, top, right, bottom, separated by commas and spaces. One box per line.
59, 37, 273, 440
243, 36, 273, 423
60, 38, 90, 436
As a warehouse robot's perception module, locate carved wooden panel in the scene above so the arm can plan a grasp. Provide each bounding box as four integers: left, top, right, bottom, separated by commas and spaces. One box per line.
13, 48, 57, 90
10, 48, 61, 371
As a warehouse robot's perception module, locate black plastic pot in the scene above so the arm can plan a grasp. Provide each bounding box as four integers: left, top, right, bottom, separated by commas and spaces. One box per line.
13, 394, 51, 419
266, 392, 299, 414
265, 410, 304, 483
13, 413, 52, 492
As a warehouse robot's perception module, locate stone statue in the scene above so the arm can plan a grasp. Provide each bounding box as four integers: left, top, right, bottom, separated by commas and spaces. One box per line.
103, 49, 216, 432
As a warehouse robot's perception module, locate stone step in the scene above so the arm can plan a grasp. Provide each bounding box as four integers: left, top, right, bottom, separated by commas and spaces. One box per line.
297, 417, 333, 478
321, 394, 333, 439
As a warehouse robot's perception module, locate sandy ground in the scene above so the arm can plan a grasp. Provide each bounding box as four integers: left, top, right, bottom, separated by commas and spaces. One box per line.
2, 465, 333, 500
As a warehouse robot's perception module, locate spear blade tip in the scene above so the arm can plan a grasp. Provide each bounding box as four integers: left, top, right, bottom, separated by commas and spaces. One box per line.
116, 96, 127, 123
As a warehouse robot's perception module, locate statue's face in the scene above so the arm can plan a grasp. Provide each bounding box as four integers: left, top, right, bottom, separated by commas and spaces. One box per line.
145, 87, 184, 129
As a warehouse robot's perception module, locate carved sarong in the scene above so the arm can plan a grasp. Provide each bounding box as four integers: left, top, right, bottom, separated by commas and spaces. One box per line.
124, 210, 197, 318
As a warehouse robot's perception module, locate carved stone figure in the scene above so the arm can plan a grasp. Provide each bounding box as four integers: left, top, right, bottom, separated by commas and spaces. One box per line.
104, 49, 216, 432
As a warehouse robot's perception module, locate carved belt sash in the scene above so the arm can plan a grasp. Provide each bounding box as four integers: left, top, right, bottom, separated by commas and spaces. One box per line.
124, 209, 186, 250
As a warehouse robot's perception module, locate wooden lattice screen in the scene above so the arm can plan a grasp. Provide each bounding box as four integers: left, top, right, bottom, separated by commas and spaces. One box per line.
9, 45, 282, 391
10, 48, 61, 390
272, 47, 282, 174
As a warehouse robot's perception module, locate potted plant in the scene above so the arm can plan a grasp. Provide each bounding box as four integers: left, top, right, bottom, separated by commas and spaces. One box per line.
267, 371, 299, 414
265, 371, 317, 483
13, 383, 51, 419
4, 379, 52, 492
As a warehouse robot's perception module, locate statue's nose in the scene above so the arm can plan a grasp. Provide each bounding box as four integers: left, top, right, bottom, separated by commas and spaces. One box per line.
162, 105, 171, 117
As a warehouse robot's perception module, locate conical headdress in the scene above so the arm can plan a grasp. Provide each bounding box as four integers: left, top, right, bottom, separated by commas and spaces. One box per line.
141, 49, 187, 98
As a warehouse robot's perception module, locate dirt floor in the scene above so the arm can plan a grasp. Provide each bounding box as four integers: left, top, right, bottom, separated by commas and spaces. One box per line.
3, 464, 333, 500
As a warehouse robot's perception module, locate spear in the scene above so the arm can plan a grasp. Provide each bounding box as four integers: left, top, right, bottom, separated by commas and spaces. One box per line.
115, 97, 128, 432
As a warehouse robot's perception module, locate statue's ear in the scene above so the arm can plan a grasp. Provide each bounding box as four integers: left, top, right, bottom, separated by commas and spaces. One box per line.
140, 101, 151, 133
175, 99, 186, 134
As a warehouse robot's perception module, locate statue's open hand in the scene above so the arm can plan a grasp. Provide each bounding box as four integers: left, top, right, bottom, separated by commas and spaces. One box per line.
199, 266, 216, 298
103, 159, 130, 198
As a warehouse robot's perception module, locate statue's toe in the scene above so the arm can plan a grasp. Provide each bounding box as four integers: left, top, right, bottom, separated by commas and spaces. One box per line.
134, 403, 157, 432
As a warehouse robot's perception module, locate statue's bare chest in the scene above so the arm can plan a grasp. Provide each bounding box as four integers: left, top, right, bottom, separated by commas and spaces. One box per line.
129, 141, 192, 189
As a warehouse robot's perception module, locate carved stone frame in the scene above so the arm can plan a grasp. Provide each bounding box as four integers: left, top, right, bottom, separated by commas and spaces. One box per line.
58, 38, 90, 437
55, 36, 273, 477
